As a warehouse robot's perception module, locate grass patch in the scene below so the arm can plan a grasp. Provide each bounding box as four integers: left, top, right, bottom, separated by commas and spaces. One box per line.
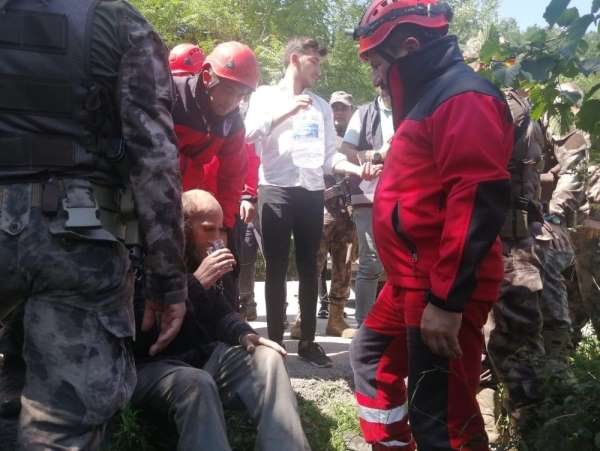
104, 379, 361, 451
494, 335, 600, 451
523, 336, 600, 451
104, 407, 168, 451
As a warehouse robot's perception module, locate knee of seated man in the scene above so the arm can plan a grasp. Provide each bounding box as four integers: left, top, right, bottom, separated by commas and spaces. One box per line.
175, 367, 218, 398
253, 346, 285, 370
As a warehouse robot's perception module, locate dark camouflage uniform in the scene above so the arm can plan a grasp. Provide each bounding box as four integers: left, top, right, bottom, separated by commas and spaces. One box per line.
536, 127, 588, 373
0, 1, 186, 448
569, 165, 600, 343
316, 209, 358, 308
487, 91, 546, 408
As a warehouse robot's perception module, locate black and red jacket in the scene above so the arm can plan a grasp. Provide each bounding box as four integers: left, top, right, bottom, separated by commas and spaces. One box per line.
373, 36, 513, 312
173, 75, 250, 229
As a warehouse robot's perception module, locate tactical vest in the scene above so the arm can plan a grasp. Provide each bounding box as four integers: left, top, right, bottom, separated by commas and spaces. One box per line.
349, 100, 384, 206
357, 101, 384, 152
500, 90, 543, 240
0, 0, 121, 183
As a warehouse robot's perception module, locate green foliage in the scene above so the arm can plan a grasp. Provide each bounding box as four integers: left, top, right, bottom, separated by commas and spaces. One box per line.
129, 0, 374, 102
105, 407, 163, 451
493, 336, 600, 451
129, 0, 508, 106
544, 0, 572, 26
520, 337, 600, 450
478, 0, 600, 143
448, 0, 499, 42
129, 0, 599, 144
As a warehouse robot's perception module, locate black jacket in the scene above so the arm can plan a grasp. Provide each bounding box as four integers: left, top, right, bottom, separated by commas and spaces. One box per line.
134, 274, 255, 367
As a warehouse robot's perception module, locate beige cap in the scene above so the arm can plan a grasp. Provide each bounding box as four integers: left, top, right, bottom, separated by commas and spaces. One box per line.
329, 91, 353, 107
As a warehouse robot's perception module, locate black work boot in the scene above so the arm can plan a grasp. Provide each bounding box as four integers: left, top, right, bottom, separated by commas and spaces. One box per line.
0, 355, 25, 418
317, 299, 329, 319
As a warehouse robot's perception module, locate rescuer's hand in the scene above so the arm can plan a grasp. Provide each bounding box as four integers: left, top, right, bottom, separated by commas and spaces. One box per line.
420, 303, 463, 359
240, 200, 257, 224
142, 301, 187, 356
193, 248, 236, 289
360, 162, 383, 181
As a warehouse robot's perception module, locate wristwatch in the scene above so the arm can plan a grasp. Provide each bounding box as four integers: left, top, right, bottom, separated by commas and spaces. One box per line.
545, 214, 563, 225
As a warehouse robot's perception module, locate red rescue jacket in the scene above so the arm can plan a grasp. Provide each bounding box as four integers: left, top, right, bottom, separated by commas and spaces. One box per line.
173, 75, 251, 228
373, 36, 513, 311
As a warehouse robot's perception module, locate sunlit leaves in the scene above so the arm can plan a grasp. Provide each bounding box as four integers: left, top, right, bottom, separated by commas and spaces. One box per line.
544, 0, 571, 26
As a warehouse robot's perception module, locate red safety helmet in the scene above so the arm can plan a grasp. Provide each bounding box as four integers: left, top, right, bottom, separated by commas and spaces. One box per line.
355, 0, 452, 59
169, 43, 206, 75
204, 41, 260, 91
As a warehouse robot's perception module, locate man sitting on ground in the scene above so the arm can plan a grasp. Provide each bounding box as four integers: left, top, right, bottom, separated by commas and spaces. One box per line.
132, 190, 311, 451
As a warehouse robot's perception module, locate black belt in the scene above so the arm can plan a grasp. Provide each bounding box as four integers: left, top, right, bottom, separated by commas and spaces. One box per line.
0, 182, 125, 240
0, 135, 87, 167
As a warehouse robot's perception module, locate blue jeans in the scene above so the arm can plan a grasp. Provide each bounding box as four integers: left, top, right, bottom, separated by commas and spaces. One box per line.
352, 206, 383, 326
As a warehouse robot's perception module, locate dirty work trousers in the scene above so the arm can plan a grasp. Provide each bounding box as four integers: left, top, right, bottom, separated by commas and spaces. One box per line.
316, 211, 357, 306
132, 344, 311, 451
0, 184, 135, 450
350, 283, 491, 451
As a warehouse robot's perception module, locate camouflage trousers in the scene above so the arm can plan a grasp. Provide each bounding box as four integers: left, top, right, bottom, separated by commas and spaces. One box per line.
535, 223, 576, 374
487, 239, 545, 408
316, 211, 357, 306
0, 183, 136, 450
568, 225, 600, 343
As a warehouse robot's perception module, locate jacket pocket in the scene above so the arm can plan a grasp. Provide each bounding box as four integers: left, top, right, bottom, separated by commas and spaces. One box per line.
391, 201, 419, 263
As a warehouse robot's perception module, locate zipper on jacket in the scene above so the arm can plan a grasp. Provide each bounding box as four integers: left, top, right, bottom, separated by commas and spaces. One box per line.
391, 202, 419, 263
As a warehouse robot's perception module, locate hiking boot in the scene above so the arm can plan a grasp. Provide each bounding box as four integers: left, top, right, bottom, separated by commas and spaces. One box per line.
326, 303, 356, 338
298, 341, 332, 368
317, 301, 329, 319
0, 355, 25, 418
290, 317, 302, 340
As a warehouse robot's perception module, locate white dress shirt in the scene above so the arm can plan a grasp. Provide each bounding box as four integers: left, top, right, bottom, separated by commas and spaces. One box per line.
245, 80, 346, 191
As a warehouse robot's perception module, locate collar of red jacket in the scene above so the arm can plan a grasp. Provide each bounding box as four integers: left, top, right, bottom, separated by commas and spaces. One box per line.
386, 35, 464, 128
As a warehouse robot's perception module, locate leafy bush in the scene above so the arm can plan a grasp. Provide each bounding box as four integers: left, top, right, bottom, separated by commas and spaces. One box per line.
520, 336, 600, 451
494, 336, 600, 451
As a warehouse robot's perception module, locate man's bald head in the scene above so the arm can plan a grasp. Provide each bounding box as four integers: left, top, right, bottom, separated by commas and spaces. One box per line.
182, 189, 223, 225
182, 190, 225, 269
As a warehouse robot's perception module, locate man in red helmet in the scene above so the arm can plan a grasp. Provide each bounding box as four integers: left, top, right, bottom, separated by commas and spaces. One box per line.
349, 2, 513, 450
173, 41, 259, 233
170, 42, 261, 310
169, 43, 206, 76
